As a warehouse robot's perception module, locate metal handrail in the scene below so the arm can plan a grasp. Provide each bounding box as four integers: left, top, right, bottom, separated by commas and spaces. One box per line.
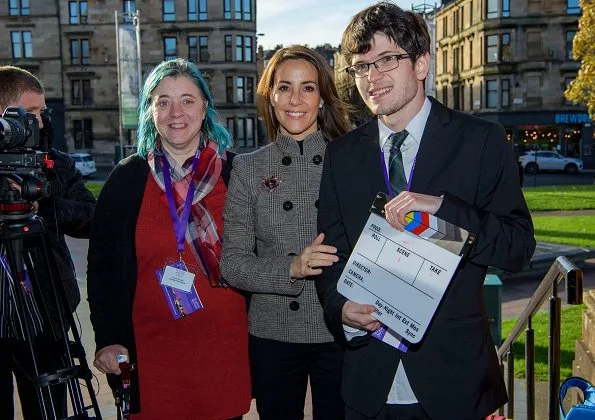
496, 256, 583, 420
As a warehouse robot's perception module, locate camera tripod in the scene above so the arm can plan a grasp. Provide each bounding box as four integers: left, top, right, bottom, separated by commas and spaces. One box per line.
0, 210, 102, 419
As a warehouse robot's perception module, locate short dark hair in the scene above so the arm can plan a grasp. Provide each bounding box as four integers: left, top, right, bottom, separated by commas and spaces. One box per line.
341, 2, 431, 65
0, 66, 44, 111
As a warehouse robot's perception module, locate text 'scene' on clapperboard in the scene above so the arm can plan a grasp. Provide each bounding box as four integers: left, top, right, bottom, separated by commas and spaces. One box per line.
337, 192, 474, 344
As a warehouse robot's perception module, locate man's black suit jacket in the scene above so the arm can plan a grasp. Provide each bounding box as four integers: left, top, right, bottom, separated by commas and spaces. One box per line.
316, 98, 535, 419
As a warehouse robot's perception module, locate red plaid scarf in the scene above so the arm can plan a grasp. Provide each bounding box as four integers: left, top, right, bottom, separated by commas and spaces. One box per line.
148, 138, 226, 287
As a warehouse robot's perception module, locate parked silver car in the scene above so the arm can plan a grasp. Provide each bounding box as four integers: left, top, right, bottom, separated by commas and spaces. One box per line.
69, 152, 97, 177
518, 151, 583, 174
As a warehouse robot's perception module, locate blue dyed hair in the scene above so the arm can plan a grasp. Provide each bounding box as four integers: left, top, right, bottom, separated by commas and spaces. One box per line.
136, 58, 231, 158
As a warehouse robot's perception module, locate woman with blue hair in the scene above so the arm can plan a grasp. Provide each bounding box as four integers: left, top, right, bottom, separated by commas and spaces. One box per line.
87, 58, 251, 419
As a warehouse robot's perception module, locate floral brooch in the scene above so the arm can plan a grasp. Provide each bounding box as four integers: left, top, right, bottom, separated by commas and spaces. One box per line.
262, 175, 281, 191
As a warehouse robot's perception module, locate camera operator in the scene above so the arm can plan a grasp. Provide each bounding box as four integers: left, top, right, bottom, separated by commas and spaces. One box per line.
0, 66, 96, 419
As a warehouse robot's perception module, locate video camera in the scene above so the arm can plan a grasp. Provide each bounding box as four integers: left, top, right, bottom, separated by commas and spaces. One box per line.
0, 105, 40, 149
0, 106, 51, 215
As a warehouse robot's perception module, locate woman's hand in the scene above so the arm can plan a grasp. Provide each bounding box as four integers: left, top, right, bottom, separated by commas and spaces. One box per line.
290, 233, 338, 279
94, 344, 129, 375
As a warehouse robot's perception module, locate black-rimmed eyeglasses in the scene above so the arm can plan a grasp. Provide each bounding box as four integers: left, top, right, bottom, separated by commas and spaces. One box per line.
345, 54, 411, 78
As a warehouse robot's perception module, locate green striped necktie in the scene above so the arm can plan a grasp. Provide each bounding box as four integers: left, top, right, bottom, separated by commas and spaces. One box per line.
388, 129, 409, 195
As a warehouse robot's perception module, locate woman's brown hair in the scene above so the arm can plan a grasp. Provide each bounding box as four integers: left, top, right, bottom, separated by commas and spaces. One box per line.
256, 45, 351, 141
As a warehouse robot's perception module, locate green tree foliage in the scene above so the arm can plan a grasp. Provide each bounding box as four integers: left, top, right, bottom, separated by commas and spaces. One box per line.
565, 0, 595, 118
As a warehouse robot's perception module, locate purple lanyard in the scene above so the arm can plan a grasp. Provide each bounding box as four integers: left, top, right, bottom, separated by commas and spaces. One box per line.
161, 151, 200, 255
379, 149, 416, 197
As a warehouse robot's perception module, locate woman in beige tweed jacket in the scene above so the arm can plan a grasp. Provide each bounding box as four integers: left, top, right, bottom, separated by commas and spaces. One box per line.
220, 46, 351, 420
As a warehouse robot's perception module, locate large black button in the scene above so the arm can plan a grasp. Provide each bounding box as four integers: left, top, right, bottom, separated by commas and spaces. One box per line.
312, 155, 323, 165
283, 201, 293, 211
314, 199, 319, 208
282, 156, 292, 166
287, 252, 297, 256
289, 301, 300, 311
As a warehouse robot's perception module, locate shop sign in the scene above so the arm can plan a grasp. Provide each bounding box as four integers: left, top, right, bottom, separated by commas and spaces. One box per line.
554, 113, 592, 124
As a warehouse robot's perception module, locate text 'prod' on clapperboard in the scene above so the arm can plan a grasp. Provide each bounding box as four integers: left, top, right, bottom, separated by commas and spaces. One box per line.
337, 192, 475, 345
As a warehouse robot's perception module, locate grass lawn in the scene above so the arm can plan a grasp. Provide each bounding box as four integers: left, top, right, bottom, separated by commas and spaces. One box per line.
523, 185, 595, 211
84, 182, 103, 198
532, 216, 595, 248
501, 304, 585, 381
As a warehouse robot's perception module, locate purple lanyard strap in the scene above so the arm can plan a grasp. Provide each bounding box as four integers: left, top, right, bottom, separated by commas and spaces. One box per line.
161, 150, 200, 255
380, 149, 416, 196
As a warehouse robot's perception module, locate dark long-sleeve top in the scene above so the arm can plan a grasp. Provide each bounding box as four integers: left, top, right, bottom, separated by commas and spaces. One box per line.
40, 149, 96, 308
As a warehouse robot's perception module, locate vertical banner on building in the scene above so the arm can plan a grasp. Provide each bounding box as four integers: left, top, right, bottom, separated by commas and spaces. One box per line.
117, 23, 139, 129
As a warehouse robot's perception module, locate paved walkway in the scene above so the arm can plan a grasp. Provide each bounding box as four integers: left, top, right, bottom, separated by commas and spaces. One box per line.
12, 238, 595, 419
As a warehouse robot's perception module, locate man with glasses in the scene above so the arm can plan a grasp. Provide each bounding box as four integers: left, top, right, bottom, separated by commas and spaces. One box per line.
316, 3, 534, 419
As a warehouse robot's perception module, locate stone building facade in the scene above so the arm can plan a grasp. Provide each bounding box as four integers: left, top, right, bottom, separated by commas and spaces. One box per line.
0, 0, 258, 166
0, 1, 67, 149
436, 0, 592, 167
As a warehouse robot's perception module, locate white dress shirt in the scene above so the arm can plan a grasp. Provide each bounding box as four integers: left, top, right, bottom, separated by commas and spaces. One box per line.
343, 97, 432, 405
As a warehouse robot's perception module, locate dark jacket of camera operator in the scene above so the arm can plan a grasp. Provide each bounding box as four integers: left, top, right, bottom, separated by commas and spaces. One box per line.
33, 120, 96, 314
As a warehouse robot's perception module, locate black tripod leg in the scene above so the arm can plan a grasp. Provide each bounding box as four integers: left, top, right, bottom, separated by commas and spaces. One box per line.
31, 232, 102, 419
1, 216, 102, 420
2, 237, 56, 419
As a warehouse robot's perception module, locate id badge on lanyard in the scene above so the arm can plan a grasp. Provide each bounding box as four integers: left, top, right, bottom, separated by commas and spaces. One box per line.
156, 258, 203, 319
155, 151, 204, 319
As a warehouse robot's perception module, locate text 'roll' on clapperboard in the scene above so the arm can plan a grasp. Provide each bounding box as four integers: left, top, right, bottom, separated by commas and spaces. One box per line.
337, 192, 475, 346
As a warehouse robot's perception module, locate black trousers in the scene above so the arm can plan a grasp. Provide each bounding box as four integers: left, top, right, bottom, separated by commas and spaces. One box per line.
0, 334, 66, 420
346, 404, 488, 420
346, 403, 431, 420
249, 334, 344, 420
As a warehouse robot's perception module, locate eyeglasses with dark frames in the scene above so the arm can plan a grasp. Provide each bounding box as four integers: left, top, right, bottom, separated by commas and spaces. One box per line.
345, 54, 411, 78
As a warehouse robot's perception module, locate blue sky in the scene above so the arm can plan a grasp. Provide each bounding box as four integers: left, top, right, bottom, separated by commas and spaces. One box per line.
257, 0, 416, 50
